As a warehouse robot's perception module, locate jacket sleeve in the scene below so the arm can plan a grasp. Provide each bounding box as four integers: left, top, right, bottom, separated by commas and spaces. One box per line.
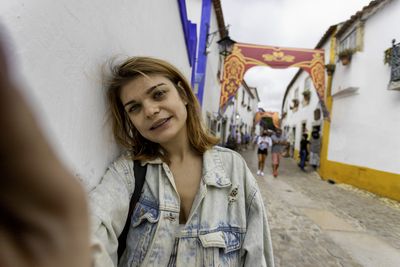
242, 178, 275, 266
89, 158, 134, 267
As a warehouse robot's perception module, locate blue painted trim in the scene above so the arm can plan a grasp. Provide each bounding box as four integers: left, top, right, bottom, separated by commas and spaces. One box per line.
177, 0, 197, 67
195, 0, 212, 106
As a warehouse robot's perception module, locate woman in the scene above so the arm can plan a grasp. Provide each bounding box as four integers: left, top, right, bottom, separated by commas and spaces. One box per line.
271, 129, 287, 178
256, 130, 272, 177
90, 57, 274, 267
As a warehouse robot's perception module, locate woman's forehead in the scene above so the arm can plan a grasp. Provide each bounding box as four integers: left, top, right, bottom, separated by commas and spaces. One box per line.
120, 75, 172, 98
127, 74, 171, 88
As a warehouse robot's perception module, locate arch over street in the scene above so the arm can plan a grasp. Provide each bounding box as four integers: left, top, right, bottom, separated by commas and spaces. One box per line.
219, 43, 329, 120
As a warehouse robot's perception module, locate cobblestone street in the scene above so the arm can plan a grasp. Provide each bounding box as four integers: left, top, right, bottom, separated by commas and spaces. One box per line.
240, 147, 400, 267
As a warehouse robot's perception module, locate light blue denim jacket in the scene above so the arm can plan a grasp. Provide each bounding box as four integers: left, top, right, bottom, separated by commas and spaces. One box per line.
90, 146, 274, 267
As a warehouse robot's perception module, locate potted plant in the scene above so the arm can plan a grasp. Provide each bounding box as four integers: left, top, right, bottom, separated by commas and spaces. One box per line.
384, 47, 392, 65
290, 99, 299, 110
338, 48, 354, 65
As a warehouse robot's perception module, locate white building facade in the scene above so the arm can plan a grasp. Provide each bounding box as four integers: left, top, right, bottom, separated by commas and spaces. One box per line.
324, 0, 400, 201
0, 0, 202, 189
280, 28, 332, 157
222, 82, 260, 145
282, 0, 400, 201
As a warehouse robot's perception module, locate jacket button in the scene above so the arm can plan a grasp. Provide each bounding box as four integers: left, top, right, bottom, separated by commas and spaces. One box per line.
165, 213, 176, 222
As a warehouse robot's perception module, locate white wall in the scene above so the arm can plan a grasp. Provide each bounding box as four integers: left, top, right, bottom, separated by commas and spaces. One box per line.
282, 38, 331, 151
201, 9, 224, 136
236, 86, 257, 135
224, 99, 236, 142
329, 0, 400, 174
1, 0, 191, 189
282, 70, 326, 150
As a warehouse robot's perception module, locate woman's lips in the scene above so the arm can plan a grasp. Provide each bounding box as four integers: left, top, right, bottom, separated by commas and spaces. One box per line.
150, 117, 171, 130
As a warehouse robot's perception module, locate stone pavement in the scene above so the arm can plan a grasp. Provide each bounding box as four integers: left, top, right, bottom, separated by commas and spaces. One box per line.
239, 147, 400, 267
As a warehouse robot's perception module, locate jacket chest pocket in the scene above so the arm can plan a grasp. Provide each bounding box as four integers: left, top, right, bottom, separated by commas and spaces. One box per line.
124, 201, 160, 266
199, 231, 243, 267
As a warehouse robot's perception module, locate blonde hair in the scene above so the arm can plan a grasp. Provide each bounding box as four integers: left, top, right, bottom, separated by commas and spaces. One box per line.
107, 57, 219, 162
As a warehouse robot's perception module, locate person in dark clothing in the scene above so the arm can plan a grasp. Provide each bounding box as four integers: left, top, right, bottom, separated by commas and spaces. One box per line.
226, 132, 237, 150
309, 131, 322, 170
298, 133, 309, 171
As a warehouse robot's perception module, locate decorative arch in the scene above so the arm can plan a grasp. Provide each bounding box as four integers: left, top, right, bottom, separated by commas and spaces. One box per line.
219, 42, 329, 119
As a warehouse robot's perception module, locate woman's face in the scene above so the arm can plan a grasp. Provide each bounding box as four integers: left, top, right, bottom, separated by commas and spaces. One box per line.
120, 75, 188, 147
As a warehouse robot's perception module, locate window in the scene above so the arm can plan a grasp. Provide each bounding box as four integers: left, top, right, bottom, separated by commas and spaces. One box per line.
304, 77, 311, 91
290, 87, 300, 112
338, 23, 364, 55
302, 78, 311, 106
314, 109, 321, 121
339, 29, 357, 53
301, 121, 307, 135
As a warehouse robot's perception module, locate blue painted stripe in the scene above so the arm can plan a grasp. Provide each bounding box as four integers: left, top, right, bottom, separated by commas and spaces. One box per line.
195, 0, 212, 106
177, 0, 197, 67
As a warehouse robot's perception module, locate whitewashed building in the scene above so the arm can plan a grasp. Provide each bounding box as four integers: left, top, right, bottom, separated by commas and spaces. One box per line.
281, 26, 335, 158
323, 0, 400, 201
223, 82, 260, 145
187, 0, 227, 140
186, 0, 260, 146
0, 0, 218, 189
283, 0, 400, 201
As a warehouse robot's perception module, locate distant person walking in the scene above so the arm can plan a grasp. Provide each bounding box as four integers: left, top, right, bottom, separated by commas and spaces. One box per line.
271, 129, 287, 177
257, 130, 272, 176
298, 133, 309, 171
226, 132, 236, 150
309, 131, 322, 170
244, 131, 251, 150
236, 130, 242, 151
288, 130, 295, 158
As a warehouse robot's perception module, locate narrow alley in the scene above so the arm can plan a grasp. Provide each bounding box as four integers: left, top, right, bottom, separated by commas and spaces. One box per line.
240, 147, 400, 267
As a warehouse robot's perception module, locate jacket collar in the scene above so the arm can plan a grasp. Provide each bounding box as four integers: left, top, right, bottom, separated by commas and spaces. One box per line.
202, 148, 231, 188
142, 147, 231, 188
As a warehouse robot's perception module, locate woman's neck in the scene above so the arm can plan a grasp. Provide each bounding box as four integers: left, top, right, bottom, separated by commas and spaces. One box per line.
161, 139, 194, 164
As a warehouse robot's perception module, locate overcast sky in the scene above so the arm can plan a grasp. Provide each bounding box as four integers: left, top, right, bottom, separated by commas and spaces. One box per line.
221, 0, 372, 113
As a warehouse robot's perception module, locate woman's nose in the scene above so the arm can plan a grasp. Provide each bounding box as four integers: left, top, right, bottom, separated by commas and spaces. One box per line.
143, 102, 160, 118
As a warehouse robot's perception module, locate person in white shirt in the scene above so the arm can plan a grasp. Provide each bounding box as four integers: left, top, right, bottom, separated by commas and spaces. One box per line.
256, 130, 272, 176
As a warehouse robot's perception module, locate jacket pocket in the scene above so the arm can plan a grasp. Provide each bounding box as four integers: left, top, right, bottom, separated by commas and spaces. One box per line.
199, 231, 243, 267
122, 201, 160, 267
130, 201, 160, 227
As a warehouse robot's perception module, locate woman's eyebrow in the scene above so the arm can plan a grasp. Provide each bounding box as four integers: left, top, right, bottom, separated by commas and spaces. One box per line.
123, 83, 166, 108
145, 83, 165, 95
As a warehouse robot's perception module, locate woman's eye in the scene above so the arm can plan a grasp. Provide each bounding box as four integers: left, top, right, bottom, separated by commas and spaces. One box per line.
153, 90, 166, 100
128, 104, 140, 113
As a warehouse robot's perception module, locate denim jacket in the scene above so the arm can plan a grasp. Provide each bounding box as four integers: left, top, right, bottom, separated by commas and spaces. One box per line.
89, 146, 274, 267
